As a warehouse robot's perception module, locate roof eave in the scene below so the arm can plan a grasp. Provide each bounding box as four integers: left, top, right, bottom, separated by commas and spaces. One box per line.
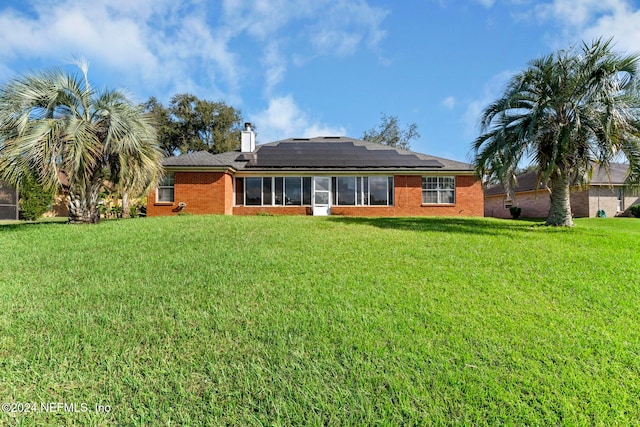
163, 165, 237, 173
234, 168, 475, 175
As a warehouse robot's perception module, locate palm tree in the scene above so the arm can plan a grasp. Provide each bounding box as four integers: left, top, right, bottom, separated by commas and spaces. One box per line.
473, 38, 640, 226
0, 64, 163, 223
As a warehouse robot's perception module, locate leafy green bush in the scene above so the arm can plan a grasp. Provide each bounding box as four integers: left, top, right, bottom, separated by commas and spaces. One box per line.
19, 174, 54, 221
509, 206, 522, 219
630, 204, 640, 218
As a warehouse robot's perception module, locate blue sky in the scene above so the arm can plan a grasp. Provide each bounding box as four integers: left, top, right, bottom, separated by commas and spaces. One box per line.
1, 0, 639, 162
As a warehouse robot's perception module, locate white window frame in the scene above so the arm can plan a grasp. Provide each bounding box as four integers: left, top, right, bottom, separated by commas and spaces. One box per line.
422, 176, 456, 205
157, 172, 175, 203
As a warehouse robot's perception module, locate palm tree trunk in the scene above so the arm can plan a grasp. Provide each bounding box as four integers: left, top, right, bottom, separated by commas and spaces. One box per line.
68, 181, 102, 224
121, 192, 130, 218
546, 173, 574, 226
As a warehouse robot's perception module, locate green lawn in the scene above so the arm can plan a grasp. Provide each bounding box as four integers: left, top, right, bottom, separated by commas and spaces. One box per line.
1, 216, 639, 425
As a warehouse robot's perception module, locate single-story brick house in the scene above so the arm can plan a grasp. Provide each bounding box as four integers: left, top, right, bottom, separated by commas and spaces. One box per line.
148, 125, 483, 217
0, 180, 18, 220
484, 163, 640, 218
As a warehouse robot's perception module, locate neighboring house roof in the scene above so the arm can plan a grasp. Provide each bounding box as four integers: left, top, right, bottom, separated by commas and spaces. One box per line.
589, 163, 630, 185
163, 136, 473, 172
485, 163, 631, 196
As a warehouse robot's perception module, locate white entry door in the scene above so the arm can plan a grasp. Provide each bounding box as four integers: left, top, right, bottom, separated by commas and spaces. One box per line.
313, 177, 331, 216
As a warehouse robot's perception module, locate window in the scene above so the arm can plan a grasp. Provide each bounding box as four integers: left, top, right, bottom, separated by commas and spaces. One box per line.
285, 177, 302, 205
263, 178, 272, 205
360, 177, 369, 205
302, 177, 312, 205
422, 176, 455, 204
234, 176, 393, 207
234, 177, 312, 206
245, 177, 262, 205
504, 198, 513, 209
337, 177, 356, 205
235, 178, 244, 206
369, 176, 389, 205
274, 177, 284, 205
157, 172, 175, 203
332, 176, 393, 206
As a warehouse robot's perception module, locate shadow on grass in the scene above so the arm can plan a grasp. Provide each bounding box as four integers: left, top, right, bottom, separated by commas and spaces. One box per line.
328, 216, 549, 236
0, 218, 68, 230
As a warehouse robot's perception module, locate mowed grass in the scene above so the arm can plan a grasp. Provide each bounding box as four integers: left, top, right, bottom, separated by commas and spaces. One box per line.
0, 215, 639, 426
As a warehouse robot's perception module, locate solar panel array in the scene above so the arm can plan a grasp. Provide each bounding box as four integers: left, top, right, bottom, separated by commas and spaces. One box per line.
244, 141, 444, 169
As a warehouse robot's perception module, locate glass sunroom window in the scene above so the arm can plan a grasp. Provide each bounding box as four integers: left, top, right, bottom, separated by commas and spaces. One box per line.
235, 176, 393, 207
303, 177, 312, 205
337, 177, 356, 205
245, 177, 262, 205
285, 177, 302, 205
235, 178, 244, 206
274, 177, 284, 205
369, 176, 389, 205
332, 176, 392, 206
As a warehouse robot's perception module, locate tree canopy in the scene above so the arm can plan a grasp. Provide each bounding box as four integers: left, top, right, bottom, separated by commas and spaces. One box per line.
0, 65, 163, 223
472, 38, 640, 226
362, 113, 420, 150
143, 94, 245, 156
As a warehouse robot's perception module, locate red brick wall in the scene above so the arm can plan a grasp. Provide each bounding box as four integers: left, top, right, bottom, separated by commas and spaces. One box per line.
331, 175, 483, 217
147, 171, 232, 216
148, 173, 483, 217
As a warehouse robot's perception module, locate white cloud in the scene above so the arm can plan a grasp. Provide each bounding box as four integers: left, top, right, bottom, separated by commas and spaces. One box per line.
535, 0, 628, 27
220, 0, 389, 93
442, 96, 457, 110
262, 41, 287, 95
533, 0, 640, 53
581, 7, 640, 54
0, 2, 160, 70
0, 0, 244, 102
462, 70, 514, 140
0, 0, 389, 104
250, 95, 346, 143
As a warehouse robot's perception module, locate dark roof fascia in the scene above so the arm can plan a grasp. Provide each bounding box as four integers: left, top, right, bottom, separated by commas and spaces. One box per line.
163, 165, 236, 173
234, 168, 475, 176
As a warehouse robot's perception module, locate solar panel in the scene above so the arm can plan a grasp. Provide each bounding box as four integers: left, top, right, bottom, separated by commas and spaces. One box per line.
247, 141, 443, 169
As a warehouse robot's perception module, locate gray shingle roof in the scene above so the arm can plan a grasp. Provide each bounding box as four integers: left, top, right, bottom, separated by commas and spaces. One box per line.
163, 150, 247, 169
484, 163, 631, 196
163, 136, 473, 172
